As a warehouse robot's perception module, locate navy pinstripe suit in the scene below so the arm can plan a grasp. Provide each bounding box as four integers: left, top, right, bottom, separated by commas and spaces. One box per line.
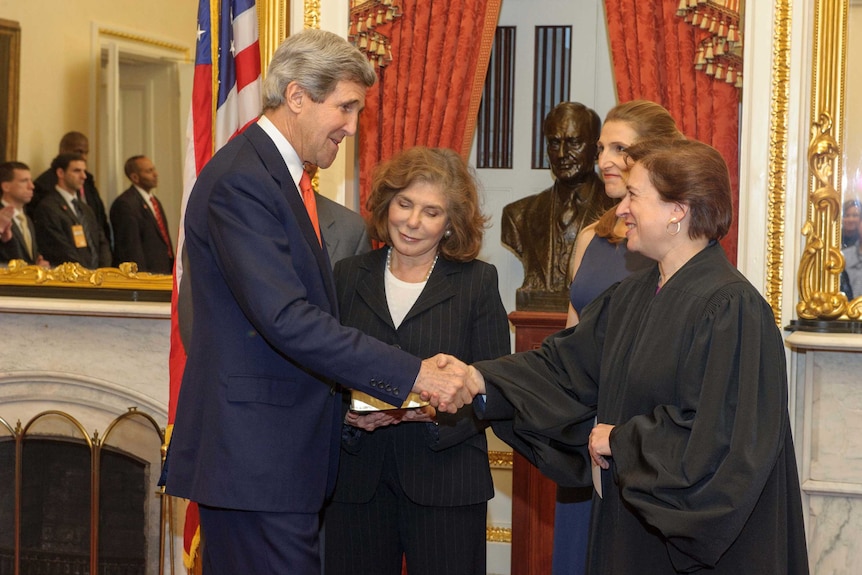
324, 248, 510, 575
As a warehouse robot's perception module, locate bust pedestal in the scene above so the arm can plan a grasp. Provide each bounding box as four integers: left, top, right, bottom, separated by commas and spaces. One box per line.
507, 310, 567, 575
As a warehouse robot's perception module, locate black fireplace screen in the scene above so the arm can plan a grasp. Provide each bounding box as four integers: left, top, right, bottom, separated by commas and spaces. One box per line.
0, 408, 166, 575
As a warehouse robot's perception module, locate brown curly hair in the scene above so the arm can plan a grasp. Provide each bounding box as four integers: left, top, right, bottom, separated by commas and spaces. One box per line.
366, 147, 488, 262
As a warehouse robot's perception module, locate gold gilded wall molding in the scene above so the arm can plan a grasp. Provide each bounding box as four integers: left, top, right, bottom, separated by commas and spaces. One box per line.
765, 0, 791, 326
98, 27, 190, 60
487, 525, 512, 543
305, 0, 321, 29
0, 260, 172, 291
258, 0, 288, 73
488, 450, 513, 469
797, 0, 857, 320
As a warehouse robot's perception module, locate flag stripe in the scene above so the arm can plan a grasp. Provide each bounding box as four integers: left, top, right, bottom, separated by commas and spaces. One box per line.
235, 43, 260, 91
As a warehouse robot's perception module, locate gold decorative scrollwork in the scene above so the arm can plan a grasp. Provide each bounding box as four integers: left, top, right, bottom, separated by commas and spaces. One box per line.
488, 449, 513, 469
796, 0, 862, 323
0, 260, 173, 291
304, 0, 321, 29
486, 525, 512, 543
765, 0, 791, 326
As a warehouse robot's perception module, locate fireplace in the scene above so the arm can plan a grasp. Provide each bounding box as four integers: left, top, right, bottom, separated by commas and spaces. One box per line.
0, 298, 175, 574
0, 408, 165, 575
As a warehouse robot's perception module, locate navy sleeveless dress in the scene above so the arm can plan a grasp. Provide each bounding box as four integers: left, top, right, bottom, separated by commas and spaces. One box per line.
553, 234, 652, 575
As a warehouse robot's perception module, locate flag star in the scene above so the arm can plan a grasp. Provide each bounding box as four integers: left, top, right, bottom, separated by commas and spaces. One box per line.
196, 25, 205, 42
230, 40, 236, 56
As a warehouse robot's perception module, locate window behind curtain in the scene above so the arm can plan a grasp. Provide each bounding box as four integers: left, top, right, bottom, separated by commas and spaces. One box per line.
476, 26, 516, 169
532, 25, 572, 169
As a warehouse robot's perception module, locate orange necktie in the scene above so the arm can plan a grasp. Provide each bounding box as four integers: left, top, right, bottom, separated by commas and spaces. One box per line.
299, 170, 322, 246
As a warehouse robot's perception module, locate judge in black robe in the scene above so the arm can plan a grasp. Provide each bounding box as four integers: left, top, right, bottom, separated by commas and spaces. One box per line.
471, 139, 809, 575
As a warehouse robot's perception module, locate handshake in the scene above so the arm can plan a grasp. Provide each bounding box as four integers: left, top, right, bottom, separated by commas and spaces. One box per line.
411, 354, 487, 414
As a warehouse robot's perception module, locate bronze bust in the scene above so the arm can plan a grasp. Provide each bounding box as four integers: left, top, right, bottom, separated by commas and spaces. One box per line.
502, 102, 613, 311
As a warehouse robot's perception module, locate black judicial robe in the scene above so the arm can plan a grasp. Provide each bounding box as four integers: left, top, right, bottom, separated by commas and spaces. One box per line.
475, 242, 809, 575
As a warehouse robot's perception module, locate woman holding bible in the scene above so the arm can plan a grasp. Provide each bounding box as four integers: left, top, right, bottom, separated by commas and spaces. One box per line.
323, 146, 509, 575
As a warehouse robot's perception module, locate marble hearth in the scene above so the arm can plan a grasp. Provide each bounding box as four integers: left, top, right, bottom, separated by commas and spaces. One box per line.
788, 331, 862, 574
0, 296, 182, 574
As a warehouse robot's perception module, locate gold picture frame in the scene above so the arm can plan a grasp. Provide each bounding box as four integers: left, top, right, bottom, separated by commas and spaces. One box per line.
0, 18, 20, 162
795, 0, 862, 328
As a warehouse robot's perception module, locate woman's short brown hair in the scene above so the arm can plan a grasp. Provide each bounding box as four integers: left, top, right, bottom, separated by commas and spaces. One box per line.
366, 146, 488, 262
625, 138, 733, 241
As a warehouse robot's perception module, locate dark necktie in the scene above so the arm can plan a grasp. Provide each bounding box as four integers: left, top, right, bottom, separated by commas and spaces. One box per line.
150, 197, 175, 259
14, 212, 33, 260
71, 198, 84, 219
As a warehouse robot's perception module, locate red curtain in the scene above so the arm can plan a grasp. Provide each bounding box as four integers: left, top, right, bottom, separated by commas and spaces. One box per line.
604, 0, 740, 263
358, 0, 502, 216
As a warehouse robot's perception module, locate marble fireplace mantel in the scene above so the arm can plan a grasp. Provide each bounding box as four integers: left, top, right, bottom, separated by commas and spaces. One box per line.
0, 295, 176, 574
787, 331, 862, 574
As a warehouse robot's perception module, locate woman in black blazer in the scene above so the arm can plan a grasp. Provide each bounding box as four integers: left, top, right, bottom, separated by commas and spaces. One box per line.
324, 147, 510, 575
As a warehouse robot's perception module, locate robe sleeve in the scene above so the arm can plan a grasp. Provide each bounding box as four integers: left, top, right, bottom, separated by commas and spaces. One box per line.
433, 262, 512, 451
609, 284, 790, 571
474, 285, 615, 487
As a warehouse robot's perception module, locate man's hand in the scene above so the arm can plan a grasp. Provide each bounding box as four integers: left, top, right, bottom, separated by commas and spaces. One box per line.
413, 354, 477, 414
0, 206, 14, 243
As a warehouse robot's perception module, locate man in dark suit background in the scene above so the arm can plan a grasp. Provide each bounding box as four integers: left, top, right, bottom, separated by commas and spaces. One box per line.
110, 155, 175, 274
31, 132, 112, 244
164, 29, 475, 575
0, 161, 49, 266
316, 191, 371, 265
32, 154, 112, 269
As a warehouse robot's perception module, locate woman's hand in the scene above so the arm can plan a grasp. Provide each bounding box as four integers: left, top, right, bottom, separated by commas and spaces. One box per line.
399, 405, 437, 423
344, 405, 438, 431
345, 410, 400, 431
589, 423, 615, 469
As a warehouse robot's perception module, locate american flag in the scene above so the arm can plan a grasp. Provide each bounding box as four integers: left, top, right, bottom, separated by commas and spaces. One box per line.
169, 0, 262, 568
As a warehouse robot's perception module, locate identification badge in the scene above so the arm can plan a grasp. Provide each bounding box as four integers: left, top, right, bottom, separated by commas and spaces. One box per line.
71, 225, 88, 248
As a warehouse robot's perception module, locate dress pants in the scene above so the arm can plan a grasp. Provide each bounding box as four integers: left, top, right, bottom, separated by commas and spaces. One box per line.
199, 504, 320, 574
324, 444, 487, 575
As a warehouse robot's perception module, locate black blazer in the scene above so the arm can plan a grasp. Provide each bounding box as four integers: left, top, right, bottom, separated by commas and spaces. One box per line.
110, 186, 175, 274
331, 249, 511, 506
316, 193, 370, 266
32, 189, 112, 269
31, 169, 111, 243
0, 211, 40, 265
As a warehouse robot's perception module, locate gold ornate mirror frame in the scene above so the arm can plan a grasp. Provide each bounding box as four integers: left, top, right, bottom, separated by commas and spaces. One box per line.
796, 0, 862, 327
0, 3, 295, 301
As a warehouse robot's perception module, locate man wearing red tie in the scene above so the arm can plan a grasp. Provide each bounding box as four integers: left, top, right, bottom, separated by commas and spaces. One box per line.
164, 29, 476, 575
110, 155, 175, 274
